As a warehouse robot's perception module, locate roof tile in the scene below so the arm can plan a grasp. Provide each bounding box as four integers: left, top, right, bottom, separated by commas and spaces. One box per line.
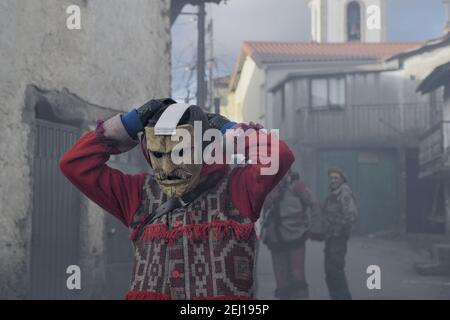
242, 41, 422, 65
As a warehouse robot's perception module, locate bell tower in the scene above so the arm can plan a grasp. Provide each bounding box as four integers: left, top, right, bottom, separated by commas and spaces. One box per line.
308, 0, 387, 43
443, 0, 450, 32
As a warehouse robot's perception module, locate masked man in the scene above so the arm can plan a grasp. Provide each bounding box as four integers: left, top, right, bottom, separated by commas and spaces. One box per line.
59, 98, 294, 300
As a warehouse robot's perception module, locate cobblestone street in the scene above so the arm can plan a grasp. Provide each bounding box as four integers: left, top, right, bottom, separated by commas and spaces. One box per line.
256, 236, 450, 300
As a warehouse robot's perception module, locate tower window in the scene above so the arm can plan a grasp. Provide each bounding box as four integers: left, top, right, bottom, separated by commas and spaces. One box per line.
347, 1, 361, 42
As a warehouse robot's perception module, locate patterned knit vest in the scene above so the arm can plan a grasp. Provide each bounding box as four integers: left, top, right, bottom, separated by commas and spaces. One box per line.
126, 171, 256, 300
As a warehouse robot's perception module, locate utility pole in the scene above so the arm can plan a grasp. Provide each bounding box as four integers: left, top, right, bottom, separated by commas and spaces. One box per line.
196, 3, 206, 108
207, 18, 214, 112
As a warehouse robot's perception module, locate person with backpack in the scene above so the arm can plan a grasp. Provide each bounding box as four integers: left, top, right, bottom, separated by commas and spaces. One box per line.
260, 170, 319, 299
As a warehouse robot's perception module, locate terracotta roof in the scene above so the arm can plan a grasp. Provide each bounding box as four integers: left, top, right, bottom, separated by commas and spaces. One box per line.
242, 41, 422, 65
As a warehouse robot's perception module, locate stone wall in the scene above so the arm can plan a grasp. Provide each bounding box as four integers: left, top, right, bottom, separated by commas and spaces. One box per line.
0, 0, 171, 298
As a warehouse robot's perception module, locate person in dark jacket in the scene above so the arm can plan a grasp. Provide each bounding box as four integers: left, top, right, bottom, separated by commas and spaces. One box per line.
322, 168, 357, 300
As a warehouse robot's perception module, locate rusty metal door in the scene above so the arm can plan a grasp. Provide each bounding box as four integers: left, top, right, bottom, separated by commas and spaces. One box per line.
31, 119, 81, 299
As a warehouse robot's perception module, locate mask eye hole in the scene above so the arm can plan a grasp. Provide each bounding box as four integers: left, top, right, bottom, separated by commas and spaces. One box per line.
152, 151, 163, 158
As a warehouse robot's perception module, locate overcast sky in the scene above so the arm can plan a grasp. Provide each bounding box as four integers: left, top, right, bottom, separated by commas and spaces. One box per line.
171, 0, 445, 102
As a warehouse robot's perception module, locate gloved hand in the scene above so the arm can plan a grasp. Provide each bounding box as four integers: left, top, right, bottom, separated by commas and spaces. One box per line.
206, 113, 237, 134
137, 98, 176, 127
121, 98, 176, 139
235, 121, 264, 131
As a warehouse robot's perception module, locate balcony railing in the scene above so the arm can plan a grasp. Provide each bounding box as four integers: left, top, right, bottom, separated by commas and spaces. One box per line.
296, 103, 433, 146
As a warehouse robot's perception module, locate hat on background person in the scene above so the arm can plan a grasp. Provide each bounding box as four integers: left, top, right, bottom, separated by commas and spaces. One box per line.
327, 167, 348, 183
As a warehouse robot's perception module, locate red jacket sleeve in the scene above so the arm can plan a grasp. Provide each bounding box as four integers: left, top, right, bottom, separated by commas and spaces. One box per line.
229, 130, 295, 221
59, 130, 146, 227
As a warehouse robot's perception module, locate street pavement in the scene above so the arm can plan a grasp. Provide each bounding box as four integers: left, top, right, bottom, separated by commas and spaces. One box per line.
255, 236, 450, 300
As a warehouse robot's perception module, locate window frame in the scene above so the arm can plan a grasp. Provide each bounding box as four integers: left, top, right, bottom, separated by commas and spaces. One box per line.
309, 76, 347, 111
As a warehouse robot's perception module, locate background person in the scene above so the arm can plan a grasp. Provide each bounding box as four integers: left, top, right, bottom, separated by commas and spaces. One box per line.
260, 170, 318, 299
322, 168, 358, 300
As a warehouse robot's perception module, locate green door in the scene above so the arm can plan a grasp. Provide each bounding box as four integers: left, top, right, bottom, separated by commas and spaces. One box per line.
318, 150, 398, 234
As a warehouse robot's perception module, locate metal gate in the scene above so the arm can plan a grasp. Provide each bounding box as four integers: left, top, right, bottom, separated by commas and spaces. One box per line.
31, 119, 81, 299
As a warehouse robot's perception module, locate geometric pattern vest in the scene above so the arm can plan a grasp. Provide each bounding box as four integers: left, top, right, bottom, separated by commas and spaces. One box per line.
125, 171, 256, 300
